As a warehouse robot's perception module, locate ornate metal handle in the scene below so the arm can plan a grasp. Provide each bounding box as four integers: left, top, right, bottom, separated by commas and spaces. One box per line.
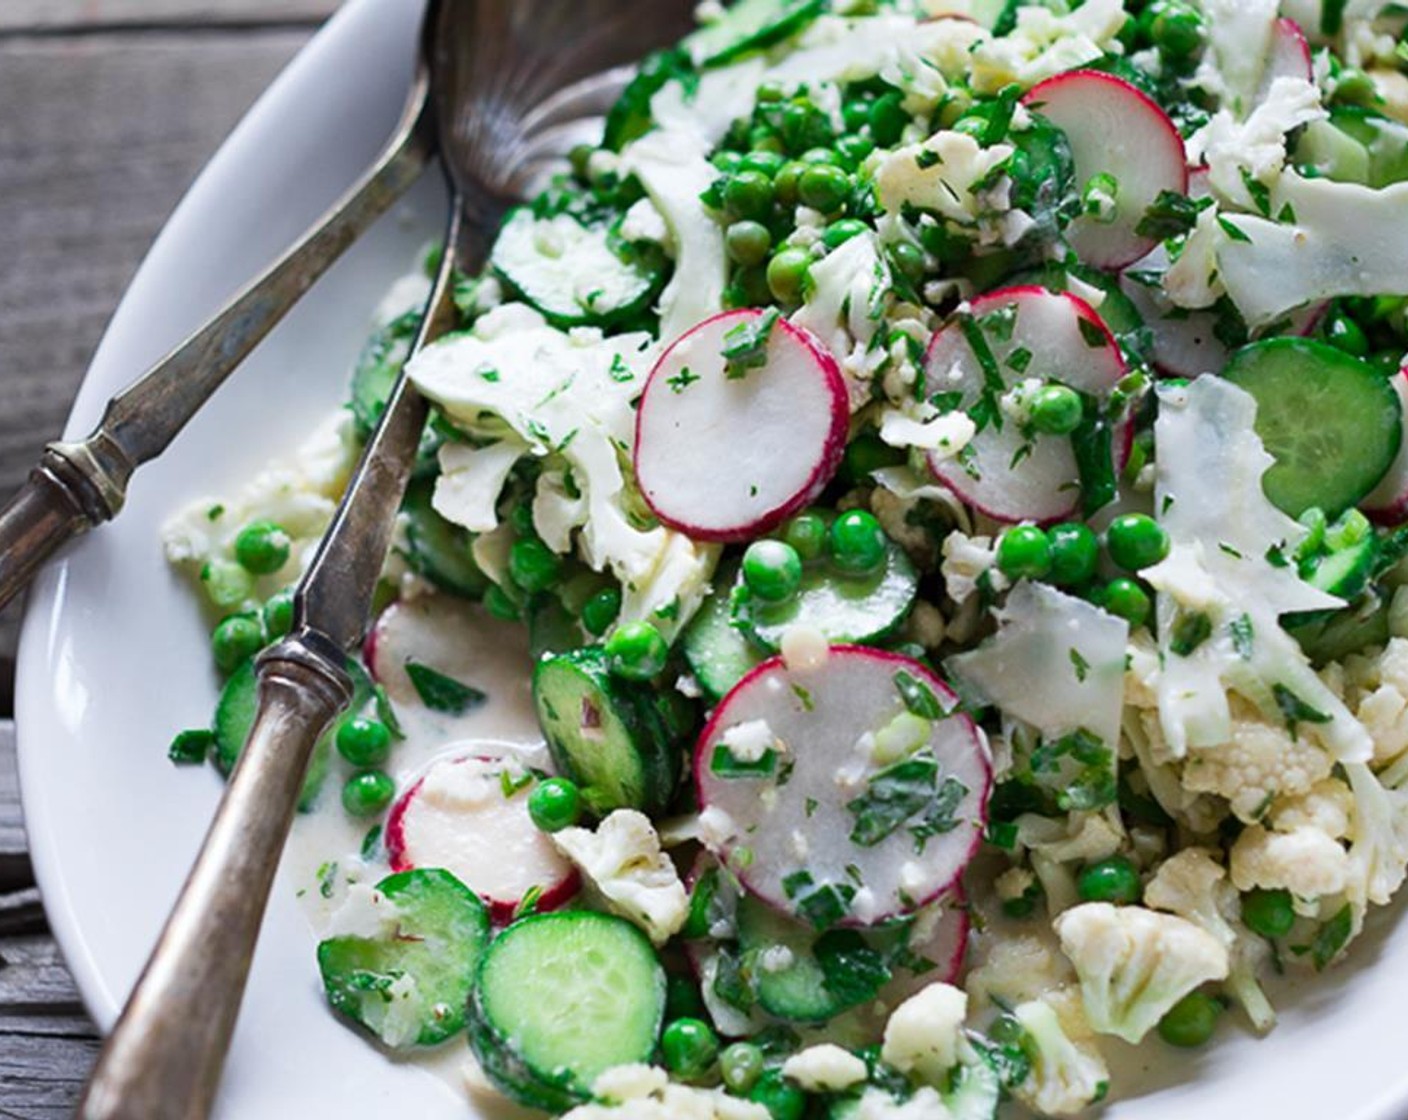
0, 62, 434, 614
74, 635, 353, 1120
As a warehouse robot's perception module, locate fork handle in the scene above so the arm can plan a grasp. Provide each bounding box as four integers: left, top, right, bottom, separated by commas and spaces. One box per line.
0, 449, 105, 610
74, 634, 353, 1120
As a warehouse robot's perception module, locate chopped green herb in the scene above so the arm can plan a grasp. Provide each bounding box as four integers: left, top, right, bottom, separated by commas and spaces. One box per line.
1230, 614, 1254, 660
894, 669, 946, 720
1217, 216, 1252, 243
1272, 683, 1332, 739
404, 661, 487, 715
1135, 190, 1207, 240
499, 769, 533, 798
815, 929, 891, 1006
1077, 316, 1107, 349
360, 825, 382, 860
1069, 648, 1090, 683
667, 366, 701, 393
1170, 611, 1213, 657
168, 728, 214, 765
710, 744, 779, 779
721, 308, 781, 380
1241, 170, 1271, 217
1311, 903, 1352, 970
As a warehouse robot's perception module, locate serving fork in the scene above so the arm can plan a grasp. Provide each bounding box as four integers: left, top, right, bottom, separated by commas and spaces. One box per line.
67, 1, 695, 1117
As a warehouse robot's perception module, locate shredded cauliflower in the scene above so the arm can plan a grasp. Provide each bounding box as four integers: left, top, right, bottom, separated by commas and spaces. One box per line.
551, 811, 688, 945
881, 983, 967, 1084
781, 1045, 869, 1092
1012, 990, 1110, 1117
1338, 639, 1408, 767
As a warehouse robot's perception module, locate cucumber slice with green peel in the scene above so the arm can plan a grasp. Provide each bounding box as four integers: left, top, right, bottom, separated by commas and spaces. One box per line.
1303, 537, 1378, 602
1221, 338, 1403, 518
491, 209, 666, 330
684, 0, 824, 67
317, 868, 490, 1048
734, 541, 919, 653
468, 911, 667, 1111
350, 310, 419, 439
1288, 591, 1391, 665
532, 647, 680, 814
399, 479, 488, 600
681, 565, 765, 700
212, 657, 371, 812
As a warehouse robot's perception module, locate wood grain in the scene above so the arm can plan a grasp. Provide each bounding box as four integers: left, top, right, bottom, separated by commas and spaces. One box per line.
0, 27, 312, 665
0, 1, 335, 32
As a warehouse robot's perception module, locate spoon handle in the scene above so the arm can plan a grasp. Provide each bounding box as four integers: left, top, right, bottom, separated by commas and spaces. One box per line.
0, 61, 434, 615
74, 638, 353, 1120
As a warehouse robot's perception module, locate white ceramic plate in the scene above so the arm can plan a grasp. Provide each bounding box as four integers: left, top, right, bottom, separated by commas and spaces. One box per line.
15, 3, 1408, 1118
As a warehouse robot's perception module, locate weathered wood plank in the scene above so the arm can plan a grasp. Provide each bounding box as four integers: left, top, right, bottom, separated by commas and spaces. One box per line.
0, 721, 30, 895
0, 0, 337, 32
0, 29, 312, 665
0, 1030, 102, 1119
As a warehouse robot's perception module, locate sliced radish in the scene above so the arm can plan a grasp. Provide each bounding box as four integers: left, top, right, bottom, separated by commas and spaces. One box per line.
925, 286, 1128, 524
634, 309, 848, 543
1023, 70, 1188, 269
879, 887, 970, 1000
385, 751, 579, 923
1260, 18, 1313, 101
1362, 365, 1408, 524
694, 647, 990, 928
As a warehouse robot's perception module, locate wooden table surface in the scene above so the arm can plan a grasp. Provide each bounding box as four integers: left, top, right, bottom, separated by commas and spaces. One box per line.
0, 3, 337, 1112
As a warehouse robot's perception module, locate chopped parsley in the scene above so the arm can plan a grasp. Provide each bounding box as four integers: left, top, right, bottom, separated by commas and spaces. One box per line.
404, 661, 487, 715
721, 307, 781, 380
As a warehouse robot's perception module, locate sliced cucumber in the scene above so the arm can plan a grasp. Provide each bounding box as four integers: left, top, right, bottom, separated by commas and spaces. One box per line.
399, 479, 488, 600
213, 657, 370, 812
1221, 338, 1402, 517
684, 0, 824, 67
532, 647, 680, 814
1288, 591, 1391, 665
1327, 106, 1408, 188
317, 868, 490, 1048
1303, 536, 1377, 602
350, 310, 419, 439
681, 565, 765, 700
733, 540, 919, 653
468, 911, 667, 1111
491, 209, 666, 330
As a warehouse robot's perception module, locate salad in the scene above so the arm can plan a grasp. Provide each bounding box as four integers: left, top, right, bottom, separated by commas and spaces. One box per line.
160, 0, 1408, 1116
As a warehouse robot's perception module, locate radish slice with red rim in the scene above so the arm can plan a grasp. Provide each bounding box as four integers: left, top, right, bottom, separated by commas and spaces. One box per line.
634, 309, 848, 543
925, 286, 1128, 524
694, 646, 990, 929
1363, 365, 1408, 524
1261, 18, 1313, 99
1023, 69, 1188, 269
385, 751, 579, 924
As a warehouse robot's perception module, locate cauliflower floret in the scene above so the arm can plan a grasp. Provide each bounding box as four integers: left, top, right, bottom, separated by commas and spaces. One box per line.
781, 1045, 868, 1092
1271, 778, 1355, 839
1012, 991, 1110, 1117
1054, 903, 1230, 1044
940, 531, 1007, 606
1181, 704, 1335, 823
569, 1065, 769, 1120
1016, 811, 1125, 915
1338, 638, 1408, 766
1143, 848, 1276, 1032
1344, 760, 1408, 915
1229, 824, 1350, 899
966, 934, 1072, 1011
551, 811, 687, 945
849, 1087, 952, 1120
881, 983, 967, 1085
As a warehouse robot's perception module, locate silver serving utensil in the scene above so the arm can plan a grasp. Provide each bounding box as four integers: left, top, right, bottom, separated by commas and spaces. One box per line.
73, 1, 695, 1117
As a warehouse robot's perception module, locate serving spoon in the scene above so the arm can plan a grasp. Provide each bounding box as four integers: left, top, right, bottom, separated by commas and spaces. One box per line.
72, 1, 694, 1118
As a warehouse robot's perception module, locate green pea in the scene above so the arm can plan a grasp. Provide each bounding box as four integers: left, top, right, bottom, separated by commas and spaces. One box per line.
766, 248, 811, 305
1334, 68, 1378, 106
1077, 856, 1142, 904
527, 777, 582, 833
712, 150, 745, 176
743, 540, 804, 603
1324, 311, 1369, 357
581, 586, 622, 637
784, 512, 828, 561
749, 128, 785, 155
342, 770, 395, 818
720, 1041, 765, 1093
889, 241, 927, 282
1371, 348, 1404, 378
773, 161, 807, 206
822, 218, 869, 249
781, 101, 832, 152
1105, 513, 1170, 571
1157, 991, 1222, 1048
996, 525, 1052, 580
728, 264, 774, 309
1241, 888, 1296, 939
868, 91, 909, 147
509, 537, 562, 595
843, 431, 905, 483
336, 717, 392, 767
605, 620, 669, 680
842, 97, 873, 133
212, 615, 264, 674
234, 520, 292, 576
201, 559, 255, 611
798, 164, 851, 213
263, 588, 295, 639
829, 510, 888, 574
1144, 0, 1205, 59
749, 1070, 807, 1120
799, 147, 844, 167
724, 171, 775, 221
726, 220, 773, 266
483, 584, 521, 622
1029, 384, 1084, 436
660, 1017, 720, 1080
836, 134, 875, 168
1047, 523, 1100, 587
741, 149, 788, 179
1100, 577, 1152, 627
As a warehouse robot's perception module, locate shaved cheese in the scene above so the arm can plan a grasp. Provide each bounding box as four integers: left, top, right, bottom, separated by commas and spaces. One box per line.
1192, 0, 1278, 116
947, 581, 1129, 748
